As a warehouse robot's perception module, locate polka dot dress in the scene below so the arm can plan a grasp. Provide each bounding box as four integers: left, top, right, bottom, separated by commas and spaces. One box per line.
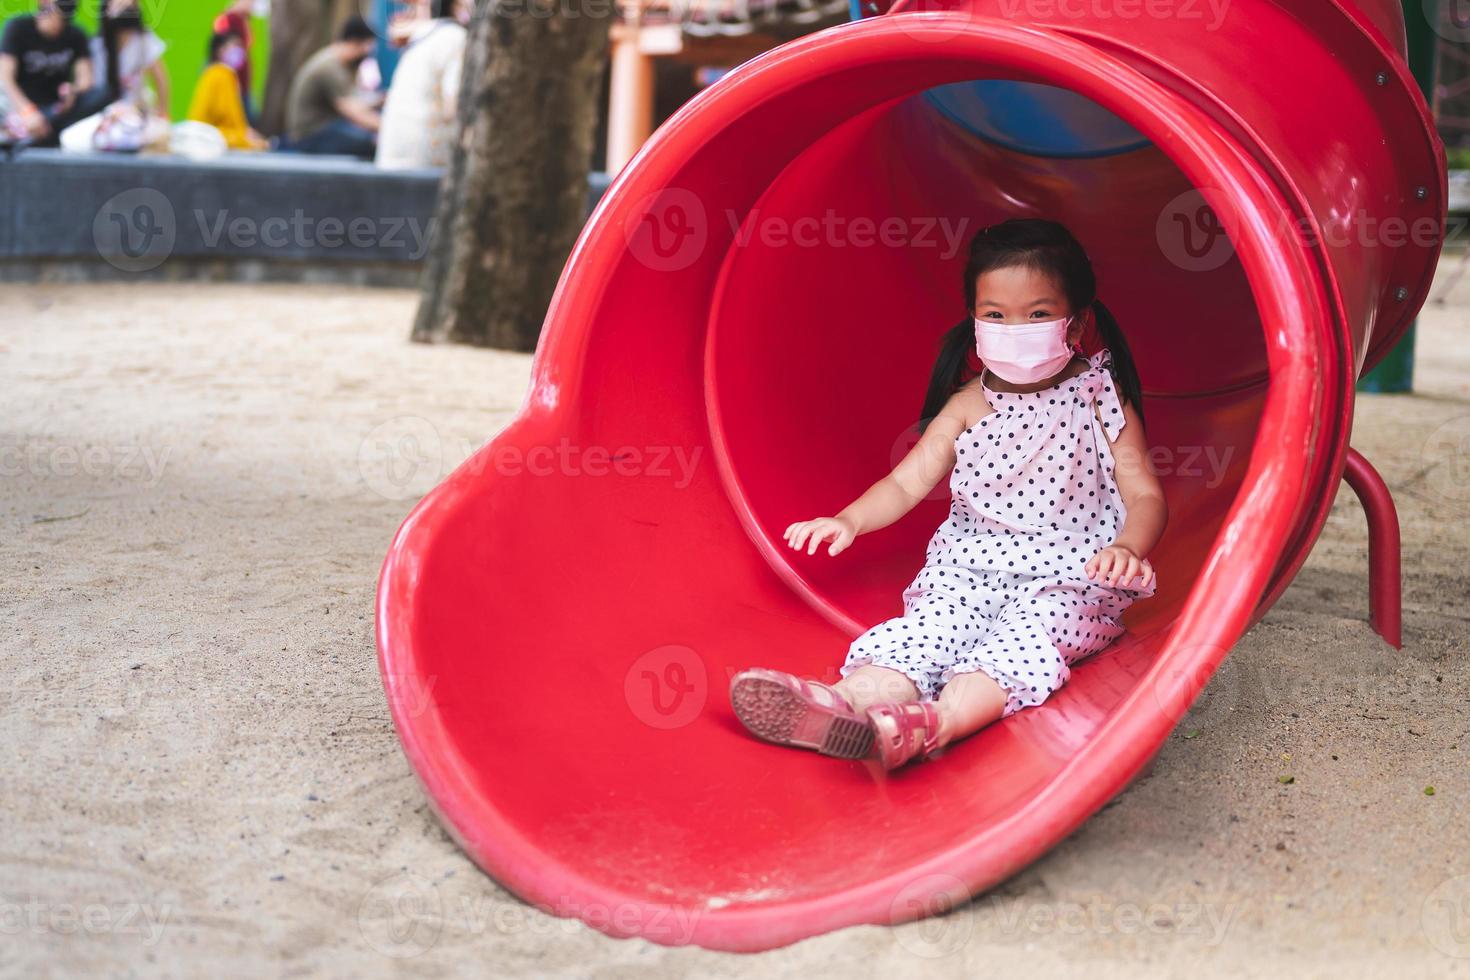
841, 347, 1158, 715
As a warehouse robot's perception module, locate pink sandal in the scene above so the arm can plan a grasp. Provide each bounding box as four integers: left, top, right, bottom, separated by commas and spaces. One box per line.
866, 700, 944, 770
730, 667, 874, 759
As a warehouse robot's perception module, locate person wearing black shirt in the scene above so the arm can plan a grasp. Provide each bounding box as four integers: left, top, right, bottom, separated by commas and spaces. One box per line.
0, 0, 108, 145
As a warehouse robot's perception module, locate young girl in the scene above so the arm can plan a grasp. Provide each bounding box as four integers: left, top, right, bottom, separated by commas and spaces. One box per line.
730, 218, 1167, 770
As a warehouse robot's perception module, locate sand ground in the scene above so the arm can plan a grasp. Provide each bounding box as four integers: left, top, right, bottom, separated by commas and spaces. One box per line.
3, 258, 1470, 978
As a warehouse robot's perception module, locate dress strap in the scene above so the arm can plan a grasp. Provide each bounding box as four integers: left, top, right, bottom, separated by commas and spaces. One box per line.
1084, 347, 1128, 443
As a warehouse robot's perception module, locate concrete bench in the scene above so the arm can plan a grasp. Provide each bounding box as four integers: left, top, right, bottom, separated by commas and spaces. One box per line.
0, 149, 614, 285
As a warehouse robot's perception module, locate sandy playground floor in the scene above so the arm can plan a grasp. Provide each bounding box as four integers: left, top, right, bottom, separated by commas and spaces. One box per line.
3, 261, 1470, 977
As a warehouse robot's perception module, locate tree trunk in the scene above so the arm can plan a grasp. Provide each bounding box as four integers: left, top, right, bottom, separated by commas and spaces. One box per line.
261, 0, 358, 138
412, 0, 611, 349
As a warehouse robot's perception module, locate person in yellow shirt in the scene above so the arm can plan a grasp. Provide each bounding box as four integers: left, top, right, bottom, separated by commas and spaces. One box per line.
186, 30, 265, 150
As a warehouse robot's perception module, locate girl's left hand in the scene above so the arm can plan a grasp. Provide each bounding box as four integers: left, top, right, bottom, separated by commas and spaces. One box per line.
1085, 544, 1154, 589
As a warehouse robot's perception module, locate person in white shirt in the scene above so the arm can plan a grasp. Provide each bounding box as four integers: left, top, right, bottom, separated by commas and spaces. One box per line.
93, 0, 168, 113
375, 0, 468, 170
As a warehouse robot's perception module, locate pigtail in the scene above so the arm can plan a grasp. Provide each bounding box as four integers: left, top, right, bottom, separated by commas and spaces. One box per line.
917, 318, 975, 433
1092, 299, 1146, 430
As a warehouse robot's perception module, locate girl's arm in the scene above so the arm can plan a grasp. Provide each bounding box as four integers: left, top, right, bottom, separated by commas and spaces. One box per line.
1085, 398, 1169, 587
147, 60, 169, 118
786, 390, 985, 556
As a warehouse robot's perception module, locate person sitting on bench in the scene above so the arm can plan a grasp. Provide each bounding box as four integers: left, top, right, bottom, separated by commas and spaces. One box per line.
0, 0, 108, 146
283, 15, 379, 159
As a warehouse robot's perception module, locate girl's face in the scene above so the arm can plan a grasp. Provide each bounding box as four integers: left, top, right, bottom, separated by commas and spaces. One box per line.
972, 264, 1084, 347
219, 39, 246, 67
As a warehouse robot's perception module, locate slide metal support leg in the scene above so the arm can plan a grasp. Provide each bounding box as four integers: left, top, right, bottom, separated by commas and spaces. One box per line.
1341, 448, 1402, 649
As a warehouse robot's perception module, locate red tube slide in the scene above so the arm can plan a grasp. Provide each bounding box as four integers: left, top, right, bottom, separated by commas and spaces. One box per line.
376, 0, 1445, 952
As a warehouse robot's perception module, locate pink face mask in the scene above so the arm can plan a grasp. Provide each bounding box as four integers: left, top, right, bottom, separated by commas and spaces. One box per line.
222, 47, 247, 70
974, 314, 1075, 385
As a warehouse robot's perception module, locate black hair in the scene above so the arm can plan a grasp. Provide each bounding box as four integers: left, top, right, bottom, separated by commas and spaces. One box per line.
45, 0, 79, 19
429, 0, 457, 18
208, 29, 241, 62
100, 5, 146, 103
338, 14, 376, 42
919, 217, 1145, 432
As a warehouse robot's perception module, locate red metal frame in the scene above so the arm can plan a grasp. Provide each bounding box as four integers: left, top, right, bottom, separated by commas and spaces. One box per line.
376, 0, 1444, 953
1342, 448, 1404, 649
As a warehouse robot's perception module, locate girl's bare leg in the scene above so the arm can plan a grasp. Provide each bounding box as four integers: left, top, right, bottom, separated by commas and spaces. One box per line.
934, 670, 1008, 747
833, 665, 920, 713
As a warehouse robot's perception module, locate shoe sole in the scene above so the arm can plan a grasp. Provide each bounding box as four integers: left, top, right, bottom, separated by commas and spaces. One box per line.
730, 676, 874, 759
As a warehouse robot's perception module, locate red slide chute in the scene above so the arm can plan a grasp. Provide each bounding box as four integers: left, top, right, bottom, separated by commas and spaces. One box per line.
377, 0, 1445, 951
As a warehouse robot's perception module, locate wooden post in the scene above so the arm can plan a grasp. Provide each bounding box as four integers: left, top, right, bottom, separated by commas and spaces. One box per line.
607, 12, 656, 173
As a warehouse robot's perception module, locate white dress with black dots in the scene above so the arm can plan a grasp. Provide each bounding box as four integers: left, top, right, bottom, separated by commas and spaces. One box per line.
840, 346, 1157, 714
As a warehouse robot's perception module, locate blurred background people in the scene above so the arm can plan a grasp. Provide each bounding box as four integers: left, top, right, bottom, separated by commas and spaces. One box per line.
52, 0, 168, 151
283, 15, 379, 158
0, 0, 105, 145
187, 29, 265, 150
211, 0, 255, 121
375, 0, 468, 170
91, 0, 168, 115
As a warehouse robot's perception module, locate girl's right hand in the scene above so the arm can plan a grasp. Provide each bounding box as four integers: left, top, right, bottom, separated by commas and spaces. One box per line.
784, 517, 857, 557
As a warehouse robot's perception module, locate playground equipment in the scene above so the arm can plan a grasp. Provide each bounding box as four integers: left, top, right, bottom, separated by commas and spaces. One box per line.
376, 0, 1445, 952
